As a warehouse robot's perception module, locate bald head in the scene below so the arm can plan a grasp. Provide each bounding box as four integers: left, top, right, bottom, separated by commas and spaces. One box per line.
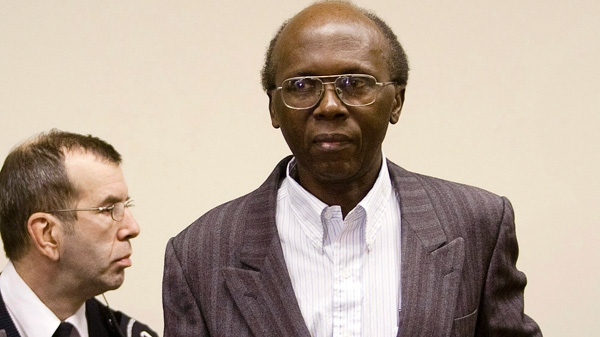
261, 0, 409, 91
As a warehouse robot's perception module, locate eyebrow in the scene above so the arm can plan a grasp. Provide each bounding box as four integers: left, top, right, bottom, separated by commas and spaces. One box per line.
291, 68, 373, 78
99, 195, 131, 206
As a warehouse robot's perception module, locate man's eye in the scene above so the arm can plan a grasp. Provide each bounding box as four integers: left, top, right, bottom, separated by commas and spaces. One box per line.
286, 78, 315, 92
351, 78, 367, 88
293, 79, 306, 90
340, 76, 367, 89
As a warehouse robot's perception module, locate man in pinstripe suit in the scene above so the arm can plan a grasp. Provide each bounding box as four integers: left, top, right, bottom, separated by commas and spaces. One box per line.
163, 1, 542, 336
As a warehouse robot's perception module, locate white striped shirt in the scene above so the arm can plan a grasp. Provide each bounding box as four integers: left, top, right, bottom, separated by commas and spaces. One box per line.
276, 156, 401, 337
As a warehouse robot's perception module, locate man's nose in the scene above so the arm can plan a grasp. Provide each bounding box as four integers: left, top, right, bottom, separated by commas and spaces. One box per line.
313, 83, 349, 119
118, 209, 140, 240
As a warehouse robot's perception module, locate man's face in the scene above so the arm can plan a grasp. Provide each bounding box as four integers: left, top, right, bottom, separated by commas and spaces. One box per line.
59, 151, 139, 296
269, 5, 404, 192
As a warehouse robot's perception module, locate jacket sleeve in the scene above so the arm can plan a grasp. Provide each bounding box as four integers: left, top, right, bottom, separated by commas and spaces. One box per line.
476, 197, 542, 336
162, 237, 209, 337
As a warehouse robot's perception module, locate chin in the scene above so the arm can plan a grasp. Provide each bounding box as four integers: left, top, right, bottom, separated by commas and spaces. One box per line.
313, 162, 358, 181
102, 274, 126, 292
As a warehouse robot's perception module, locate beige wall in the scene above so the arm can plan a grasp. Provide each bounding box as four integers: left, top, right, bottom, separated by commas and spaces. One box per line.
1, 1, 598, 335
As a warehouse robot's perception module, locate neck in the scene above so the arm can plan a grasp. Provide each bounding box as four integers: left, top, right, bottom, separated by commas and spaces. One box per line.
295, 162, 381, 218
13, 258, 86, 321
313, 184, 371, 217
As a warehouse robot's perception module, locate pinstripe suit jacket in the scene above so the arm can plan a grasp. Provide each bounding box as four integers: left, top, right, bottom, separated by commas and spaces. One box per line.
163, 156, 541, 337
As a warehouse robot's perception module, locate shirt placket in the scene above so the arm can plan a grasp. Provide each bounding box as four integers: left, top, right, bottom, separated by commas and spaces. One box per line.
324, 207, 363, 337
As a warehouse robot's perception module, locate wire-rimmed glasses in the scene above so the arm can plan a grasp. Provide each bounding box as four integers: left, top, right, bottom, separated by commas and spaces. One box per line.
45, 199, 134, 221
274, 74, 396, 110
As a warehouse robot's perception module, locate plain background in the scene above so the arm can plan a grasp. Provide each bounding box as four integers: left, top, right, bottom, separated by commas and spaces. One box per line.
1, 0, 598, 335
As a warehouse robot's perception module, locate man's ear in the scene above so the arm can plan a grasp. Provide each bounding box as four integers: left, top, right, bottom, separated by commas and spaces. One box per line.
27, 213, 62, 261
268, 92, 280, 129
389, 85, 406, 125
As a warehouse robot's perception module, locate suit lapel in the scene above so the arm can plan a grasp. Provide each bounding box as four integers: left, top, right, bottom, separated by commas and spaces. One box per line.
388, 162, 465, 337
222, 157, 311, 337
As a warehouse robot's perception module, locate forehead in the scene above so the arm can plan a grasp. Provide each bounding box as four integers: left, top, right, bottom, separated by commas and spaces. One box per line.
273, 4, 390, 80
64, 151, 127, 203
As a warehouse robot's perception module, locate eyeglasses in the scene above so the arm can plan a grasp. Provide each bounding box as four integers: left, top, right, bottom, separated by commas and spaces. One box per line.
45, 199, 134, 221
275, 74, 396, 110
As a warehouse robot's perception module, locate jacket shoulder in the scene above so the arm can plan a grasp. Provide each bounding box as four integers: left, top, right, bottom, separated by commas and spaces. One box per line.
387, 160, 506, 205
387, 160, 512, 243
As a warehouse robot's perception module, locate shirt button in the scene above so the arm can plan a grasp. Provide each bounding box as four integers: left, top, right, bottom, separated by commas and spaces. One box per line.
342, 268, 351, 279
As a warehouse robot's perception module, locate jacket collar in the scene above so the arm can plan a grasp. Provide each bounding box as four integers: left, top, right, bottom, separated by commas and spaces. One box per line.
0, 289, 20, 337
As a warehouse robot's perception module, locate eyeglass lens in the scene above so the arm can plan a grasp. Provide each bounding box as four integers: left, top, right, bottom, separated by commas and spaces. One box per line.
281, 75, 379, 109
111, 201, 133, 221
112, 203, 125, 221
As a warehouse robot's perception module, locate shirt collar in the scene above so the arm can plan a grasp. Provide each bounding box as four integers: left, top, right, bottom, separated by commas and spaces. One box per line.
284, 154, 393, 251
66, 304, 88, 337
356, 154, 393, 250
285, 159, 328, 251
0, 260, 88, 337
